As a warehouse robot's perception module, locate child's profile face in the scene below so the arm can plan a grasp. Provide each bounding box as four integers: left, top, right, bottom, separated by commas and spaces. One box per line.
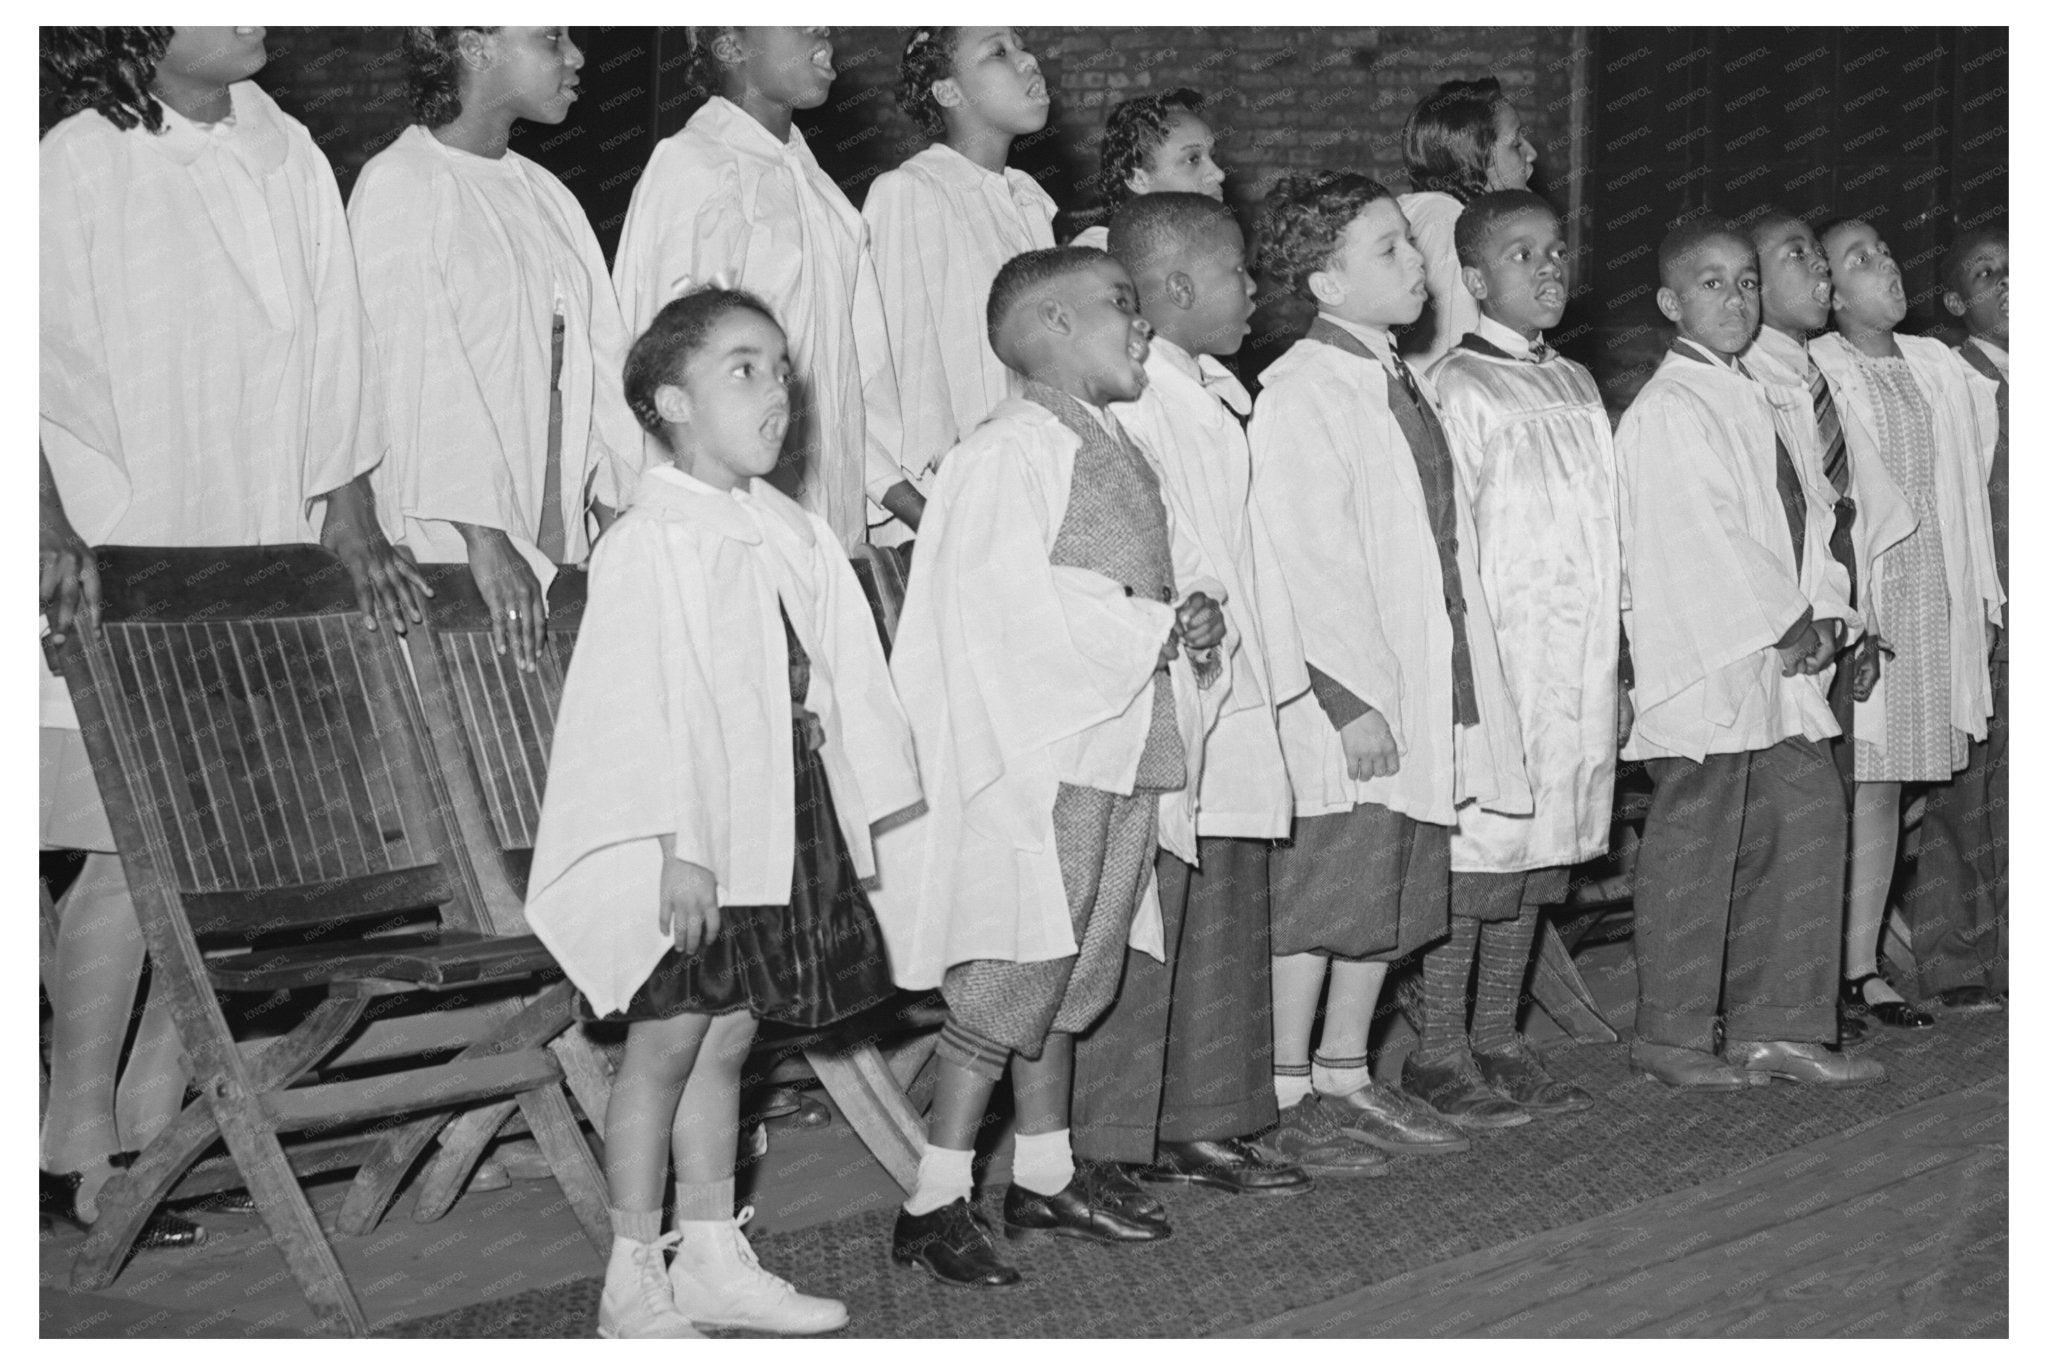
1465, 207, 1567, 338
1180, 224, 1259, 357
1754, 218, 1833, 337
1945, 239, 2008, 347
1068, 258, 1154, 405
480, 27, 584, 127
1131, 114, 1225, 201
1656, 233, 1761, 361
733, 27, 836, 112
1824, 221, 1907, 335
157, 27, 268, 89
663, 309, 793, 491
1485, 102, 1537, 192
1309, 197, 1428, 329
937, 27, 1048, 138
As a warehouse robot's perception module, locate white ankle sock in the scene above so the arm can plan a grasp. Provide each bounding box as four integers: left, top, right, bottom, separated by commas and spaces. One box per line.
1010, 1128, 1076, 1197
903, 1144, 975, 1216
1312, 1052, 1373, 1098
1274, 1069, 1313, 1108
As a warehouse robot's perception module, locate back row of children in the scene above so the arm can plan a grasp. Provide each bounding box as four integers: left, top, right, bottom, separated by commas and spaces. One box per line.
38, 24, 2006, 1338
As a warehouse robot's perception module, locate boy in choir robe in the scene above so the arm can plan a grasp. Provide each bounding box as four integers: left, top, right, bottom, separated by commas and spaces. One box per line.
1404, 190, 1619, 1123
1617, 216, 1883, 1090
1902, 228, 2008, 1009
1068, 193, 1315, 1196
873, 247, 1229, 1286
611, 27, 907, 550
1250, 171, 1531, 1168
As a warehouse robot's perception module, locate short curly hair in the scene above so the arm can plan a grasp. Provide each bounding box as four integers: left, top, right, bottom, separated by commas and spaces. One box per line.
1097, 87, 1204, 214
42, 27, 176, 133
1402, 76, 1508, 204
677, 27, 738, 102
895, 26, 962, 139
1255, 170, 1395, 299
623, 285, 782, 441
1452, 188, 1556, 269
402, 27, 496, 128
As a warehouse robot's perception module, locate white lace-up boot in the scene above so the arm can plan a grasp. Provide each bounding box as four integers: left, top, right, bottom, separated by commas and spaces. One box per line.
668, 1207, 847, 1334
597, 1231, 703, 1339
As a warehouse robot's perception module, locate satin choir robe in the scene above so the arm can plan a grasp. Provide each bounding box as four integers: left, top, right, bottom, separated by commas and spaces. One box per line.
39, 80, 380, 730
1111, 336, 1308, 844
867, 398, 1227, 988
1809, 333, 2003, 749
611, 97, 905, 549
350, 125, 641, 588
1249, 326, 1531, 827
1616, 349, 1858, 762
1396, 190, 1479, 372
1429, 323, 1621, 872
862, 143, 1057, 532
523, 465, 920, 1019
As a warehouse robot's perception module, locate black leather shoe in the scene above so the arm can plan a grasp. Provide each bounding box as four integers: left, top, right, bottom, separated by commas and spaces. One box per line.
1073, 1158, 1167, 1224
175, 1187, 259, 1216
1836, 1005, 1870, 1046
1140, 1137, 1312, 1195
1842, 973, 1933, 1030
1003, 1176, 1171, 1245
1471, 1039, 1595, 1115
1936, 985, 2005, 1013
891, 1199, 1021, 1288
41, 1161, 206, 1250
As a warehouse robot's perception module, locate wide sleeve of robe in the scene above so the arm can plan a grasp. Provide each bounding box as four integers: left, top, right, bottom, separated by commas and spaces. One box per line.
862, 168, 962, 487
288, 109, 381, 512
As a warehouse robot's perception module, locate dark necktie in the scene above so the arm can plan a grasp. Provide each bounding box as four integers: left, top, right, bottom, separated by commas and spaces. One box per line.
1674, 342, 1806, 575
1807, 362, 1849, 496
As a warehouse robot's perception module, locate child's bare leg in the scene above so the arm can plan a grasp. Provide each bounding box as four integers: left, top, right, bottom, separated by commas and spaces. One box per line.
42, 853, 147, 1213
1847, 780, 1908, 1005
906, 1029, 1004, 1216
670, 1010, 758, 1198
606, 1011, 712, 1214
1008, 1033, 1072, 1136
115, 979, 188, 1152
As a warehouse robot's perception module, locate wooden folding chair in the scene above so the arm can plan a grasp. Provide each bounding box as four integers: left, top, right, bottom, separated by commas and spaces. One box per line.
47, 545, 609, 1336
409, 560, 933, 1194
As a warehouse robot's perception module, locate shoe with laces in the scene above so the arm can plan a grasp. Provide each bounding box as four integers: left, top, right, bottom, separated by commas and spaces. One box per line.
669, 1207, 847, 1334
597, 1233, 702, 1339
1251, 1095, 1391, 1176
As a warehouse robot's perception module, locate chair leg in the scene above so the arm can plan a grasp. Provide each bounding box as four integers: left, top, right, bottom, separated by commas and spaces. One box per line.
513, 1084, 612, 1253
335, 1110, 459, 1236
411, 1098, 517, 1224
216, 1110, 369, 1336
549, 1027, 615, 1134
1528, 918, 1619, 1044
884, 1031, 940, 1091
70, 1098, 220, 1291
803, 1041, 927, 1193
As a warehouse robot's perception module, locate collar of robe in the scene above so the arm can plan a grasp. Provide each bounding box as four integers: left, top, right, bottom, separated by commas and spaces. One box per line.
147, 81, 288, 172
630, 464, 784, 545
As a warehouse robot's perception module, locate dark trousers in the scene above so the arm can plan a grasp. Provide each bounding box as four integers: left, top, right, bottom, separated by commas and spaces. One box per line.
1903, 652, 2007, 994
1071, 838, 1279, 1163
1633, 737, 1845, 1050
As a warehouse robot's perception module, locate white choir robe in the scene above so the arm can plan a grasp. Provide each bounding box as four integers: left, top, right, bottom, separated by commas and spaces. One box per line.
1070, 224, 1109, 251
523, 465, 920, 1018
1396, 190, 1480, 372
1809, 332, 2003, 747
39, 80, 380, 728
1616, 348, 1859, 763
611, 97, 906, 550
1249, 328, 1531, 828
866, 399, 1227, 989
349, 125, 642, 591
861, 145, 1058, 513
1111, 337, 1308, 844
1429, 321, 1621, 872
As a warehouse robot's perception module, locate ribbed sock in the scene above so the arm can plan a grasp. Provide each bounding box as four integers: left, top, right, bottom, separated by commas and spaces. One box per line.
903, 1143, 975, 1217
1010, 1127, 1076, 1197
1418, 915, 1482, 1063
1312, 1051, 1373, 1098
1273, 1062, 1312, 1108
610, 1205, 663, 1243
1471, 906, 1541, 1052
671, 1176, 733, 1223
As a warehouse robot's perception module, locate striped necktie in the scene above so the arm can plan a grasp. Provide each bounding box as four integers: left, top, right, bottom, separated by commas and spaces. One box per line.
1807, 362, 1849, 497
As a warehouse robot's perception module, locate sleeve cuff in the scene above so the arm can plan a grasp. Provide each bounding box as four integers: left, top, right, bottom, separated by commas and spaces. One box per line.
1305, 661, 1371, 731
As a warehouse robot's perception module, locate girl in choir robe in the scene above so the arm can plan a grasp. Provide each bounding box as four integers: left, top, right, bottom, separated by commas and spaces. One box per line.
39, 26, 418, 1247
350, 28, 642, 671
1811, 219, 2002, 1030
611, 28, 905, 551
1396, 76, 1540, 371
861, 26, 1057, 541
1069, 86, 1228, 250
524, 288, 918, 1338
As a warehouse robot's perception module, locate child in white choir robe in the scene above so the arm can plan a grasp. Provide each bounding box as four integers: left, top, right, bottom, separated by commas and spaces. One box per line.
861, 26, 1057, 542
872, 248, 1227, 1286
1904, 228, 2009, 1009
523, 289, 918, 1339
351, 27, 642, 672
38, 26, 421, 1247
611, 27, 905, 551
1619, 217, 1881, 1090
1249, 172, 1531, 1169
1810, 218, 2002, 1032
1068, 193, 1316, 1196
1405, 191, 1619, 1124
1396, 76, 1540, 371
1069, 87, 1227, 251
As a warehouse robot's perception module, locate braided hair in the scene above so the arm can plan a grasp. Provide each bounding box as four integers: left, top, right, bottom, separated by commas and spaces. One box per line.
895, 26, 961, 138
42, 27, 176, 133
401, 27, 496, 128
1097, 88, 1204, 214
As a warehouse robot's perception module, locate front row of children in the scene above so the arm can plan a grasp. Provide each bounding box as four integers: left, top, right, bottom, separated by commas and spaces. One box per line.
524, 181, 2005, 1332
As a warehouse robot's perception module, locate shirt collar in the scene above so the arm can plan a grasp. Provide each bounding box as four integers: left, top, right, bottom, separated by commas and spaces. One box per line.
1476, 313, 1539, 358
1316, 313, 1394, 364
1671, 336, 1745, 373
1753, 324, 1811, 370
1142, 335, 1251, 416
1969, 337, 2009, 375
700, 95, 809, 162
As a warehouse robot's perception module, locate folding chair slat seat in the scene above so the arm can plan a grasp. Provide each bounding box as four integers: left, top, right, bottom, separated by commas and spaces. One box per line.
48, 545, 609, 1337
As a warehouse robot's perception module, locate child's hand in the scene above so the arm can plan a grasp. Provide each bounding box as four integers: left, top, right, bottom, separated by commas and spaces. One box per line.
1797, 618, 1842, 675
1853, 635, 1883, 702
1157, 623, 1181, 672
1176, 592, 1226, 652
1615, 688, 1635, 749
658, 858, 720, 955
1776, 621, 1821, 676
793, 703, 826, 754
1339, 708, 1400, 782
